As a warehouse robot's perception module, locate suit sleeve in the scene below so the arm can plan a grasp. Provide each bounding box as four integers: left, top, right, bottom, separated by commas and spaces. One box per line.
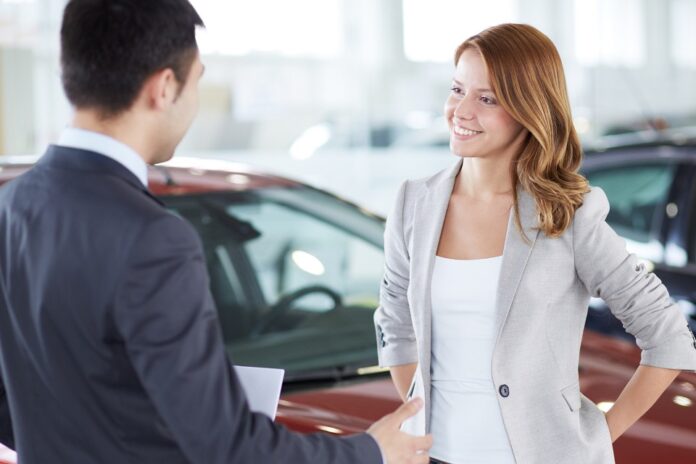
114, 214, 382, 464
573, 187, 696, 372
0, 372, 14, 449
374, 181, 418, 367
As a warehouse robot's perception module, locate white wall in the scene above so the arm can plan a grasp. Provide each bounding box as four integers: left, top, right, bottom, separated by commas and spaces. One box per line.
0, 48, 35, 155
1, 0, 695, 156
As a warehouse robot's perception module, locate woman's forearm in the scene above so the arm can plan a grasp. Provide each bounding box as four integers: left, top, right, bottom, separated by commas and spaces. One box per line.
604, 365, 681, 442
390, 363, 418, 402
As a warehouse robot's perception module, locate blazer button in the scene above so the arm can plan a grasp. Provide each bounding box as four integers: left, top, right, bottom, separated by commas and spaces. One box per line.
499, 384, 510, 398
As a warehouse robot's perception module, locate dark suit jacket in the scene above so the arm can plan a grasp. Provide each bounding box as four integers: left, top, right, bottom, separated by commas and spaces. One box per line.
0, 146, 381, 463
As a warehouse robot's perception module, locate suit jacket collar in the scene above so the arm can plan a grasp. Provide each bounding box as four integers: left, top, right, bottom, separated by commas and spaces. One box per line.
421, 157, 539, 236
424, 157, 462, 190
38, 145, 164, 206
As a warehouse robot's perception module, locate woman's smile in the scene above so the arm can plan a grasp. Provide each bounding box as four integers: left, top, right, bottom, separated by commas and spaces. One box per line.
452, 123, 483, 139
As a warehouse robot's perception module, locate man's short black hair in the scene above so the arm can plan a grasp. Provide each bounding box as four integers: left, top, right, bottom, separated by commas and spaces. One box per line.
61, 0, 204, 117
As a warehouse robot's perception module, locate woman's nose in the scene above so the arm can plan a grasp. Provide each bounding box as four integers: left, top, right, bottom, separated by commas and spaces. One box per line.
453, 96, 474, 120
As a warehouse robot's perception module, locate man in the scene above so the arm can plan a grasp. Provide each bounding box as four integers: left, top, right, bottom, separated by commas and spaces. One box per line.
0, 1, 432, 463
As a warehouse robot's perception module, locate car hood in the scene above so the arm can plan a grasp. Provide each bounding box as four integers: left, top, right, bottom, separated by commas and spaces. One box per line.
277, 377, 401, 435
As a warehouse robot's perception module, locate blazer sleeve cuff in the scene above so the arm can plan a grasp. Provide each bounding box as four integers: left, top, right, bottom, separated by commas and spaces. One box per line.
377, 341, 418, 367
640, 331, 696, 373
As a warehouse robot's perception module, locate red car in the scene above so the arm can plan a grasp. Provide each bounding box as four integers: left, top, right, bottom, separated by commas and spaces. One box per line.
0, 156, 695, 464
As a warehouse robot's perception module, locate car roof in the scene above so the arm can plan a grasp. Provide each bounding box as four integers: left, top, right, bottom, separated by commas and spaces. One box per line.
583, 132, 696, 170
585, 127, 696, 155
0, 155, 301, 195
0, 154, 387, 223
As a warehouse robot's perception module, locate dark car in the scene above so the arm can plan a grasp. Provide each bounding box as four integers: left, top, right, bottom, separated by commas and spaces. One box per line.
582, 135, 696, 339
0, 154, 695, 464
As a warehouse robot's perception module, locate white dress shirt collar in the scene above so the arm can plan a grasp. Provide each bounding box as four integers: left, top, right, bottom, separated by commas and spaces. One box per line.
56, 127, 149, 188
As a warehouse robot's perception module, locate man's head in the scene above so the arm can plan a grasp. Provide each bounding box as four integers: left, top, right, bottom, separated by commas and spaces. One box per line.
61, 0, 205, 163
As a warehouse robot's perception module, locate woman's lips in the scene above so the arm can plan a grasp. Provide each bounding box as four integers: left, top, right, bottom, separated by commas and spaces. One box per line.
452, 124, 483, 140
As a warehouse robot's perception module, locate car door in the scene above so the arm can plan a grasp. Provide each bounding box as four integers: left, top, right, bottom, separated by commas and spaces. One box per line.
580, 156, 696, 461
660, 162, 696, 333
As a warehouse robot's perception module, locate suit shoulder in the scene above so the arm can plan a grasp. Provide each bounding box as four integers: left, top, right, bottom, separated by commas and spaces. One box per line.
142, 210, 199, 242
574, 186, 610, 229
0, 166, 35, 196
112, 186, 200, 248
400, 164, 452, 198
408, 164, 451, 187
124, 213, 202, 267
391, 177, 424, 221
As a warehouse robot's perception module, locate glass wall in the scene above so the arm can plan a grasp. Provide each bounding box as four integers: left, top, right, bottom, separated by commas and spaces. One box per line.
1, 0, 695, 214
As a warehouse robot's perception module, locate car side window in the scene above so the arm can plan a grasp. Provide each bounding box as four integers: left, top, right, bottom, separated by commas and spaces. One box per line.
163, 188, 385, 376
228, 201, 383, 313
690, 179, 696, 265
584, 163, 675, 262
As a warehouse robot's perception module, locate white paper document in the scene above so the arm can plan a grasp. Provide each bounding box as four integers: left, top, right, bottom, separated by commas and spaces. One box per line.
233, 365, 285, 419
0, 443, 16, 463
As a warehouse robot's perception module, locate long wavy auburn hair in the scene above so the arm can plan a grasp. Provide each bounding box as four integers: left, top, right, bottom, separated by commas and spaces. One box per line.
455, 23, 590, 238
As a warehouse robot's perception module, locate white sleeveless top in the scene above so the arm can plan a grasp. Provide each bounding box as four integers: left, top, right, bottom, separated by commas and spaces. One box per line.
429, 255, 516, 464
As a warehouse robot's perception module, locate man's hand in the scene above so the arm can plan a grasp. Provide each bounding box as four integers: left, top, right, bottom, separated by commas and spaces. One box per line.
367, 398, 433, 464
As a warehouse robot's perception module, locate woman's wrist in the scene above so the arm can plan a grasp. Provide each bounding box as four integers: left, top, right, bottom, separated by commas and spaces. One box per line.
604, 409, 627, 443
603, 411, 614, 443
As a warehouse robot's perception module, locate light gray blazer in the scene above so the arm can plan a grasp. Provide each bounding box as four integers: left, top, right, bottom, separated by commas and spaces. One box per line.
374, 159, 696, 463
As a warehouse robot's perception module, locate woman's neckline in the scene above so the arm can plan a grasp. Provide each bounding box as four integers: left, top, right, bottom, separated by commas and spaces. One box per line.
435, 254, 503, 262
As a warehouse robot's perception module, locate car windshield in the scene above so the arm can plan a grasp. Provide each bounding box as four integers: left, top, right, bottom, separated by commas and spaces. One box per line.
162, 186, 385, 380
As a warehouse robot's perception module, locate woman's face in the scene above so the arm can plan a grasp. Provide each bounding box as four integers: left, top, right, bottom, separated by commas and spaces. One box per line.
445, 48, 527, 160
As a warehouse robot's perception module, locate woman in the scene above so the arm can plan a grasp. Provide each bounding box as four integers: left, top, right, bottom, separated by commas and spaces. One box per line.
374, 23, 696, 464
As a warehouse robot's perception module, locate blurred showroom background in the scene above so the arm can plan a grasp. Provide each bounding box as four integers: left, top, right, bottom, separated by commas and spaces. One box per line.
1, 0, 695, 214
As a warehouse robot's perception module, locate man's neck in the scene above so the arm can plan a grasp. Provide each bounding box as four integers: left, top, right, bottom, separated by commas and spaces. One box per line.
71, 110, 153, 164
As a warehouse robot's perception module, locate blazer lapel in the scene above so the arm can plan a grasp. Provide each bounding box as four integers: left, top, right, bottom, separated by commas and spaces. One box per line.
409, 160, 461, 366
494, 187, 540, 334
408, 159, 539, 433
410, 159, 541, 346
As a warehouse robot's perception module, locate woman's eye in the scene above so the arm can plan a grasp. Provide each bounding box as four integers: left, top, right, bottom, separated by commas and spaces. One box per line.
480, 96, 496, 105
450, 86, 463, 95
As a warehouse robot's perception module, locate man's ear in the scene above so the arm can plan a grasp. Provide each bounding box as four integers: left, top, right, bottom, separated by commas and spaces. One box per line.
140, 68, 180, 111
